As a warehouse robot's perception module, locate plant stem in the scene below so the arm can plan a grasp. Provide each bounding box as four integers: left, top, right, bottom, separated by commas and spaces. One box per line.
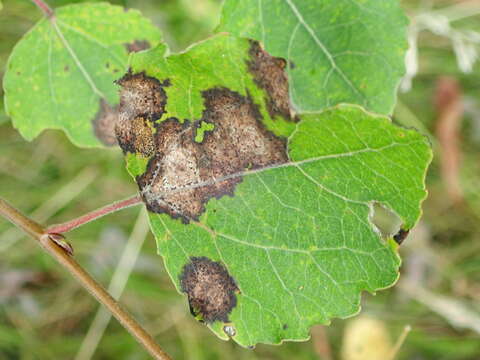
30, 0, 54, 18
47, 194, 143, 234
0, 198, 171, 360
0, 199, 44, 239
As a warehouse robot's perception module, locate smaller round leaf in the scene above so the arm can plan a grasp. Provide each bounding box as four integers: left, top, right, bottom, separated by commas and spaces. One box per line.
3, 2, 163, 147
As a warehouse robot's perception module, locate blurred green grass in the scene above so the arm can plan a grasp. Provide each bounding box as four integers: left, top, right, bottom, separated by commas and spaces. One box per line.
1, 0, 480, 359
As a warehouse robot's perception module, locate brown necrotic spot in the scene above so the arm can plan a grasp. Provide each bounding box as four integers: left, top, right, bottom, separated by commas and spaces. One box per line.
130, 116, 156, 157
115, 72, 169, 154
124, 40, 151, 53
247, 40, 298, 122
180, 257, 239, 323
93, 99, 119, 146
136, 87, 288, 222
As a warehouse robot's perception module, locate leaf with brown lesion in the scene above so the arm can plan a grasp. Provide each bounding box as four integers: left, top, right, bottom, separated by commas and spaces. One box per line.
117, 34, 431, 347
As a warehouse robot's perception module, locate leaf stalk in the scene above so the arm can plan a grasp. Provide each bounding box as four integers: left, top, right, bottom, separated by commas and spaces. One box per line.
30, 0, 54, 18
46, 194, 143, 234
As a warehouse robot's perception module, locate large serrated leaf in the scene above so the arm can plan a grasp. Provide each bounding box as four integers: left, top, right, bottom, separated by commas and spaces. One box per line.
3, 2, 163, 147
217, 0, 409, 115
118, 34, 431, 347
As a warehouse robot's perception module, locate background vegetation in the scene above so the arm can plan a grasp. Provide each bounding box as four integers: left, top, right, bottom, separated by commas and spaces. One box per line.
0, 0, 479, 359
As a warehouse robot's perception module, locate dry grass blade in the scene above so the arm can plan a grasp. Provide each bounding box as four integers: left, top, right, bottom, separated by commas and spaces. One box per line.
435, 77, 464, 205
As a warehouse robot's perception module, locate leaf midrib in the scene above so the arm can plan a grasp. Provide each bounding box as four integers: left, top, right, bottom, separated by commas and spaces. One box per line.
141, 140, 423, 200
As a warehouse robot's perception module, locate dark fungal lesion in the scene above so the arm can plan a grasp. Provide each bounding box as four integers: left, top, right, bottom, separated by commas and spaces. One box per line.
180, 257, 239, 323
247, 40, 298, 122
115, 71, 170, 155
116, 71, 170, 122
94, 70, 168, 148
115, 45, 291, 222
92, 99, 119, 146
135, 87, 288, 223
124, 40, 151, 53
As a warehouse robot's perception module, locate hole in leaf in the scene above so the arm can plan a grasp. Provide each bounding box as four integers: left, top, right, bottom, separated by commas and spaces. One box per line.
370, 202, 402, 239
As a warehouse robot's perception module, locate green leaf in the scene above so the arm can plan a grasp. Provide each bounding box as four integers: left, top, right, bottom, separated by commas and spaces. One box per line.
217, 0, 408, 115
118, 34, 431, 347
2, 2, 163, 147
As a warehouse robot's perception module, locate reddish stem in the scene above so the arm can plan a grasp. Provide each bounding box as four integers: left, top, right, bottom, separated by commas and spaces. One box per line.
47, 195, 143, 234
31, 0, 54, 18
